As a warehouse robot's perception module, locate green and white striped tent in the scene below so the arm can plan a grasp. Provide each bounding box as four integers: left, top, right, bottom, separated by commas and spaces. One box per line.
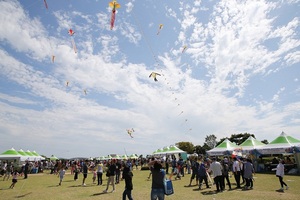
207, 139, 239, 156
257, 132, 300, 154
240, 136, 266, 153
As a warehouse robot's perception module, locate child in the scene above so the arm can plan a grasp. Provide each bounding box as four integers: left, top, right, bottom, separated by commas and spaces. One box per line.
122, 164, 134, 200
9, 171, 18, 189
58, 166, 65, 186
92, 168, 97, 184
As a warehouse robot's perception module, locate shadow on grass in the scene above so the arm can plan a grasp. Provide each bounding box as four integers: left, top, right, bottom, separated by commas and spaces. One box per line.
276, 189, 284, 193
15, 192, 32, 198
91, 192, 110, 196
184, 184, 198, 188
201, 190, 218, 195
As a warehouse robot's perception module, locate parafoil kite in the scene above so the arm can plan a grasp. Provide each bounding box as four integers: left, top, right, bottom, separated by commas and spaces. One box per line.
157, 24, 163, 35
109, 0, 121, 30
127, 128, 134, 138
149, 72, 161, 81
68, 29, 77, 53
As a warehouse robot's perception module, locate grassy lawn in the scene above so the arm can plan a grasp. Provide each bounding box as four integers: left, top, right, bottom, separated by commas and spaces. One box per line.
0, 169, 299, 200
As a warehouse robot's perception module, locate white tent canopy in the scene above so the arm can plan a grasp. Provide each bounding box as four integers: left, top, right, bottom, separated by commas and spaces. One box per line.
207, 139, 239, 156
240, 136, 266, 152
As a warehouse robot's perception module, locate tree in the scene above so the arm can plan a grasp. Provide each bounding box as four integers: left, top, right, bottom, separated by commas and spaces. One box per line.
261, 139, 269, 144
204, 134, 217, 149
229, 133, 255, 145
176, 142, 194, 154
194, 144, 210, 155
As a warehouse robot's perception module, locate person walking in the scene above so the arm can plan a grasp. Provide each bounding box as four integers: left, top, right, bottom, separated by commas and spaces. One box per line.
58, 166, 65, 186
221, 158, 231, 190
197, 162, 210, 189
24, 160, 29, 179
96, 161, 103, 185
232, 157, 241, 188
148, 159, 165, 200
74, 161, 79, 181
273, 159, 288, 191
243, 158, 254, 190
9, 171, 18, 189
82, 160, 88, 186
104, 159, 117, 193
122, 163, 134, 200
208, 157, 223, 192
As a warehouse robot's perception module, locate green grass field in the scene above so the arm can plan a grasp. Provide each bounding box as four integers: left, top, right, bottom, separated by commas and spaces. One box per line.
1, 169, 299, 200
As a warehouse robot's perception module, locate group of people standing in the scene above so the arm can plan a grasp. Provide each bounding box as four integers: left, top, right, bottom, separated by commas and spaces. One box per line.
187, 156, 254, 192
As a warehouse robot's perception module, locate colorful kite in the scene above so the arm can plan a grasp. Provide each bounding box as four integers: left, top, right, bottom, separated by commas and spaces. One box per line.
68, 29, 75, 36
127, 128, 134, 138
157, 24, 163, 35
149, 72, 161, 81
68, 29, 77, 53
43, 0, 48, 9
109, 0, 121, 30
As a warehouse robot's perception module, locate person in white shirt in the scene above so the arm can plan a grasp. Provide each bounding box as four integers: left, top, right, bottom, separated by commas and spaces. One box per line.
232, 157, 241, 188
272, 159, 288, 191
208, 157, 223, 192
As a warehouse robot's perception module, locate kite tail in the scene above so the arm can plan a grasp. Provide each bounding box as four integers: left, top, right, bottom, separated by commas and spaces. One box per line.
44, 0, 48, 9
110, 10, 116, 30
71, 39, 77, 53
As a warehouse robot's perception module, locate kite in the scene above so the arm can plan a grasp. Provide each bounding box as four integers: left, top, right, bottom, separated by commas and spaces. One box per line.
66, 81, 69, 87
149, 72, 161, 81
83, 89, 87, 95
157, 24, 163, 35
43, 0, 48, 9
109, 0, 121, 30
51, 55, 55, 63
126, 128, 134, 138
68, 29, 75, 36
68, 29, 77, 53
182, 45, 187, 53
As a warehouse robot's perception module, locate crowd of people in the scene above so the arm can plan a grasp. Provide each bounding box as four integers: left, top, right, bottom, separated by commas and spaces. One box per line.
0, 154, 291, 199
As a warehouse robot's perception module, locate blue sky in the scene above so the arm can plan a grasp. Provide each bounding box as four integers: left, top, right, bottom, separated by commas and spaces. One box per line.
0, 0, 299, 158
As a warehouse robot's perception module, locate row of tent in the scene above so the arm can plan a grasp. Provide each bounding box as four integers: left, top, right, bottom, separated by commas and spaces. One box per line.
0, 148, 140, 162
0, 148, 45, 161
207, 132, 300, 156
152, 145, 186, 155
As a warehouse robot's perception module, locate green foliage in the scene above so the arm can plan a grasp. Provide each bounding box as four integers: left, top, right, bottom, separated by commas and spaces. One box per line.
176, 141, 194, 154
194, 143, 210, 155
204, 134, 217, 149
261, 139, 269, 144
218, 133, 255, 146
